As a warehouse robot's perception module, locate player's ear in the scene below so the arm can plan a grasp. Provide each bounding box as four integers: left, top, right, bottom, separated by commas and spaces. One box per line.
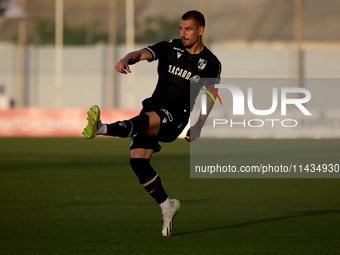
198, 26, 204, 36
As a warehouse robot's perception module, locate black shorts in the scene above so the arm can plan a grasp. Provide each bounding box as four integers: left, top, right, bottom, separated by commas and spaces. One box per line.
130, 98, 189, 153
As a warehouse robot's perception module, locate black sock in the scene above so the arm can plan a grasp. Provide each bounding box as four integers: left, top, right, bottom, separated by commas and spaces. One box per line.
143, 175, 168, 204
106, 114, 149, 138
130, 158, 168, 204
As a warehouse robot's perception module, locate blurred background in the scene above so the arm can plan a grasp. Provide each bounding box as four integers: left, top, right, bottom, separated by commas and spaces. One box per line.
0, 0, 339, 137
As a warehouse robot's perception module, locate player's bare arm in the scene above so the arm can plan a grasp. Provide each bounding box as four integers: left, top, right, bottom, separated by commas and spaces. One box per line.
114, 48, 160, 134
185, 88, 217, 142
115, 49, 153, 74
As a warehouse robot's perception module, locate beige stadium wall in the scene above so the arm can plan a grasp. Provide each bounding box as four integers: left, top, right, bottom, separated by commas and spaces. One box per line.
0, 43, 340, 137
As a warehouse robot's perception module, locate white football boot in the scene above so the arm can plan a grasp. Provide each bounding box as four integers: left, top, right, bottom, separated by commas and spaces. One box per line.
161, 199, 181, 236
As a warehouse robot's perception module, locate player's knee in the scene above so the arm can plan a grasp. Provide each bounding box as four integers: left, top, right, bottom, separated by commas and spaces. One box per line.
129, 113, 150, 136
129, 158, 159, 185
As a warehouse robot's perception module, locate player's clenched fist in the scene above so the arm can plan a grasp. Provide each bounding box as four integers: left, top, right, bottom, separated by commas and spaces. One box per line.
115, 60, 131, 74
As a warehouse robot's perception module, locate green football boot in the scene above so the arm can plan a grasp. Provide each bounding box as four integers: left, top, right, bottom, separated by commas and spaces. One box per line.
82, 105, 100, 139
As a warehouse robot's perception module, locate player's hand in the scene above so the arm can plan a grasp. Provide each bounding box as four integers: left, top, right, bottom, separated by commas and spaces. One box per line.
115, 60, 131, 74
185, 125, 202, 142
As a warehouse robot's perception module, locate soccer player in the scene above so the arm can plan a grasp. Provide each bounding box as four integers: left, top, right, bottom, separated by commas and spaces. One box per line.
83, 10, 221, 236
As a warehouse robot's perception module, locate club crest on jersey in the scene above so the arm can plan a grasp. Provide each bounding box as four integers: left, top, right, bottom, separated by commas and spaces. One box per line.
198, 58, 207, 71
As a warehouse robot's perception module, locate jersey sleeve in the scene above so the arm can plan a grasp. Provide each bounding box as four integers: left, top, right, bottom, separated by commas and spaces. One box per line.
214, 61, 222, 84
144, 40, 173, 62
205, 60, 222, 86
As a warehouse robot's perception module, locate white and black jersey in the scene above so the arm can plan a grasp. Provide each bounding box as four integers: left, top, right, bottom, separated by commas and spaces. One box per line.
145, 39, 221, 112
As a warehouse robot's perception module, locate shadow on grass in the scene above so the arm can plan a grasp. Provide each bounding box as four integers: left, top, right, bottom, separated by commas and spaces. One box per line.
172, 209, 340, 236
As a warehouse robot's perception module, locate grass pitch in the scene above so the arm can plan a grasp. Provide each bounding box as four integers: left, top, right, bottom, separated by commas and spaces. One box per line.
0, 138, 339, 254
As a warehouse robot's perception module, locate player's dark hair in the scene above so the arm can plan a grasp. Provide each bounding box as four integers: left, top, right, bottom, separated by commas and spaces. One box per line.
181, 10, 205, 28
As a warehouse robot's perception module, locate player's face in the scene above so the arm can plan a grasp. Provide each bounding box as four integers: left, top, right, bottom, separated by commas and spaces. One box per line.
179, 19, 203, 49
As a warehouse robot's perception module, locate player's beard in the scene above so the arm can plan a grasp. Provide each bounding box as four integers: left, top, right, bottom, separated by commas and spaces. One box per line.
182, 37, 199, 49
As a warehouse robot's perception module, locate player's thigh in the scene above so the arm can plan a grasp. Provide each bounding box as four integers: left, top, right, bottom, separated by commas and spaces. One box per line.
130, 148, 154, 159
145, 111, 160, 135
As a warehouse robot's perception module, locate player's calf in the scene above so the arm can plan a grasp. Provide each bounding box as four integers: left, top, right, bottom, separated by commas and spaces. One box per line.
130, 158, 168, 203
